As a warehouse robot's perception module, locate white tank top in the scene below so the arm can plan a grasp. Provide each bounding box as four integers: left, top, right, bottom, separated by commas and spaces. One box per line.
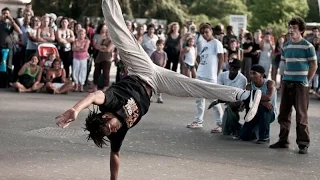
184, 46, 196, 66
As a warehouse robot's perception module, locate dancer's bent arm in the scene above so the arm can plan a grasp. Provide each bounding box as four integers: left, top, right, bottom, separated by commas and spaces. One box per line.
56, 90, 105, 128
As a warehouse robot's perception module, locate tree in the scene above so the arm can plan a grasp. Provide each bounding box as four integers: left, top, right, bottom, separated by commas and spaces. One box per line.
305, 0, 320, 22
248, 0, 309, 35
188, 0, 250, 26
32, 0, 101, 21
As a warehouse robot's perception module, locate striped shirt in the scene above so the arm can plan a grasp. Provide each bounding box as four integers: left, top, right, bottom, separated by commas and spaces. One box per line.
281, 39, 317, 85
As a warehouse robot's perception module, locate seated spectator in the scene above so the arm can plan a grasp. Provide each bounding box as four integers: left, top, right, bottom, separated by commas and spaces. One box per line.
45, 59, 73, 94
12, 55, 44, 92
239, 65, 277, 144
215, 58, 247, 136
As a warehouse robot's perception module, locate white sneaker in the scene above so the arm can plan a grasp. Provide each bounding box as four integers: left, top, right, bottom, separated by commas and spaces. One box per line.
244, 90, 262, 122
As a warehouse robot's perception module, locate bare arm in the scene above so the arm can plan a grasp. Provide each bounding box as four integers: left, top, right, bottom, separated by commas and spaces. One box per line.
308, 60, 318, 82
56, 90, 106, 128
56, 30, 68, 44
42, 28, 55, 42
66, 30, 75, 43
61, 69, 67, 83
36, 29, 46, 42
217, 53, 224, 75
35, 67, 43, 82
260, 80, 276, 102
72, 41, 80, 51
83, 39, 90, 51
9, 18, 22, 35
27, 31, 37, 42
18, 62, 30, 76
73, 91, 105, 112
110, 151, 120, 180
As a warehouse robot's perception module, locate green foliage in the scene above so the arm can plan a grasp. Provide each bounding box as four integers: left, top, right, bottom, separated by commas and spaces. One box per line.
248, 0, 309, 35
189, 0, 251, 26
32, 0, 312, 36
306, 0, 320, 22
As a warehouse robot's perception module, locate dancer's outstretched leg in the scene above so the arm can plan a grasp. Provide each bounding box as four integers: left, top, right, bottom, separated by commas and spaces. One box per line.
101, 0, 157, 90
101, 0, 261, 121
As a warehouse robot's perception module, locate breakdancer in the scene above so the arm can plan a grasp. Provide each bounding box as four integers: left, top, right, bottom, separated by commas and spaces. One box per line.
56, 0, 261, 179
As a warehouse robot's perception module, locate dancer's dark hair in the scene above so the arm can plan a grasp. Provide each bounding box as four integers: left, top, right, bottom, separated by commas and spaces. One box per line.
84, 107, 109, 148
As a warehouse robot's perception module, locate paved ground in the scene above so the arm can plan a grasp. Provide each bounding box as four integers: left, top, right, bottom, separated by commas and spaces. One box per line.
1, 67, 320, 180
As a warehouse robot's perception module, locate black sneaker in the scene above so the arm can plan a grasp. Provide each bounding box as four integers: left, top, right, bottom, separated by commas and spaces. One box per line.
269, 141, 289, 148
298, 145, 308, 154
256, 139, 270, 144
207, 100, 219, 109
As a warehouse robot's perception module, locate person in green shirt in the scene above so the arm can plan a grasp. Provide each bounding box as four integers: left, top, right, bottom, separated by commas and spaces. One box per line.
12, 55, 44, 92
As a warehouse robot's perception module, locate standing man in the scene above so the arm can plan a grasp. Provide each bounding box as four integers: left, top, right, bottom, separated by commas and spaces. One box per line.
187, 24, 224, 132
269, 17, 318, 154
0, 7, 22, 87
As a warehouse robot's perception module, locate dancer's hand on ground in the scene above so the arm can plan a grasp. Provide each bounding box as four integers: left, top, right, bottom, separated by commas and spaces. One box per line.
56, 108, 79, 128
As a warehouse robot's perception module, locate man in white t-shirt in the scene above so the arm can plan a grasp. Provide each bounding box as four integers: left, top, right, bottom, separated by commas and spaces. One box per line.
215, 58, 247, 136
187, 24, 225, 132
141, 23, 158, 57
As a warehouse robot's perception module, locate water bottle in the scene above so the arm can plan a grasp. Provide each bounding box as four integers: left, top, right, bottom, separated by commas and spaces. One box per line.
0, 49, 9, 72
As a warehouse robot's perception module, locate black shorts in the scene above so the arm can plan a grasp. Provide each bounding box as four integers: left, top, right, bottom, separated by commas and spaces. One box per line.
185, 63, 195, 70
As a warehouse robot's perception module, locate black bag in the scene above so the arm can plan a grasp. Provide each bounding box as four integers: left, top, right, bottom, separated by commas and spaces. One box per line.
0, 72, 8, 88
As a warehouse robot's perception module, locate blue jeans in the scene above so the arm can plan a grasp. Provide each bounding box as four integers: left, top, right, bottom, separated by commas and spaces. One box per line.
240, 105, 275, 141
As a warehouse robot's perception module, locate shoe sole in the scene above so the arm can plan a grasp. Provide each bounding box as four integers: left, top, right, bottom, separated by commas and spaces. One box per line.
186, 125, 203, 129
244, 90, 262, 122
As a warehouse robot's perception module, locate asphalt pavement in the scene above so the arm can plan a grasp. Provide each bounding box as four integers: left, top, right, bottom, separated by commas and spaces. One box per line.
1, 66, 320, 180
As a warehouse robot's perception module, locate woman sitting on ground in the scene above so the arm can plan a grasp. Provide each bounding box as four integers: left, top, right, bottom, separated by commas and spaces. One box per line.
45, 59, 74, 94
12, 55, 44, 93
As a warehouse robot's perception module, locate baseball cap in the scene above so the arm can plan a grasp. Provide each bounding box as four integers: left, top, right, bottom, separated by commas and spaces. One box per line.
251, 64, 266, 78
228, 58, 241, 68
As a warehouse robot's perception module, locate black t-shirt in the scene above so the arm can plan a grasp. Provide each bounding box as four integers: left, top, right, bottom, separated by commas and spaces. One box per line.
99, 75, 151, 152
227, 48, 239, 59
251, 42, 261, 64
242, 42, 254, 58
0, 21, 14, 48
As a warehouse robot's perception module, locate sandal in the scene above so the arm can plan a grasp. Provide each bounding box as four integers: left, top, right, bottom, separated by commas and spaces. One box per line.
211, 125, 222, 133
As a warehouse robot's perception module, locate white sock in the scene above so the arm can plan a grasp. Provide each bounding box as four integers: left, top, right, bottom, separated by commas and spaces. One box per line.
237, 90, 250, 101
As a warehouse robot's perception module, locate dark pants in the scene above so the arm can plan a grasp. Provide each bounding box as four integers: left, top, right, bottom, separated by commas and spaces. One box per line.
165, 51, 179, 72
240, 105, 274, 141
241, 57, 252, 82
13, 46, 26, 82
93, 61, 112, 87
25, 49, 36, 63
59, 50, 72, 78
85, 55, 93, 85
222, 104, 242, 135
278, 81, 310, 147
